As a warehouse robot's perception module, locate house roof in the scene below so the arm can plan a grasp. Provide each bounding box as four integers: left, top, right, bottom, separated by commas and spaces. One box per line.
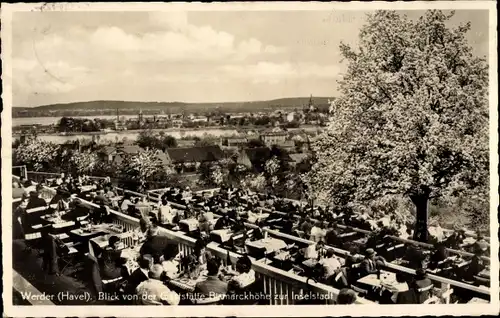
165, 145, 224, 163
227, 137, 248, 143
156, 151, 170, 165
102, 146, 117, 155
277, 140, 295, 147
121, 145, 142, 154
261, 130, 288, 136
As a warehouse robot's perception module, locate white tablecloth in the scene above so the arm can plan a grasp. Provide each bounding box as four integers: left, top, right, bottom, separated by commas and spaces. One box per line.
246, 238, 287, 254
211, 229, 233, 242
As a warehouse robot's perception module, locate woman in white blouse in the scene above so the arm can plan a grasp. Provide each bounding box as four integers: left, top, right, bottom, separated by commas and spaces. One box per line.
226, 255, 255, 289
161, 245, 181, 280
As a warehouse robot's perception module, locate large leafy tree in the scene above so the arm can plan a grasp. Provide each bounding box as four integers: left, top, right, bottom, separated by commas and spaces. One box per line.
14, 137, 60, 171
307, 10, 489, 241
120, 149, 172, 188
70, 150, 100, 174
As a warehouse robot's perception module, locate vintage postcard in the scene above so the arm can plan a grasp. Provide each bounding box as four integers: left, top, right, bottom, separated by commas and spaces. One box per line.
1, 1, 498, 317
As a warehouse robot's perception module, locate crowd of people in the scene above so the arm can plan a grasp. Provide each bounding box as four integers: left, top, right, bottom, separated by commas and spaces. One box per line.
12, 173, 490, 305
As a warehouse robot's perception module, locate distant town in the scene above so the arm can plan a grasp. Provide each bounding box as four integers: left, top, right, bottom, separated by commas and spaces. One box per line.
13, 96, 334, 136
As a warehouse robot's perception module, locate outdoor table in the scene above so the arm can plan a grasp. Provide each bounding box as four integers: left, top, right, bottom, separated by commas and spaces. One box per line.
245, 237, 287, 257
80, 185, 96, 192
274, 251, 293, 262
179, 218, 199, 232
468, 297, 489, 304
40, 214, 66, 224
357, 270, 408, 295
478, 268, 490, 279
169, 270, 208, 293
211, 229, 233, 243
70, 223, 122, 241
302, 258, 318, 268
88, 231, 141, 259
247, 212, 270, 224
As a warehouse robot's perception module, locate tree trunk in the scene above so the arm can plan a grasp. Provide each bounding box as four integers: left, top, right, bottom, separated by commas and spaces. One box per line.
410, 194, 430, 243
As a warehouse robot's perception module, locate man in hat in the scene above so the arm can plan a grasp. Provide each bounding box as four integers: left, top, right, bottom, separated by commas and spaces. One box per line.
472, 235, 490, 256
444, 228, 465, 249
26, 190, 47, 210
413, 268, 433, 303
360, 248, 386, 276
140, 224, 170, 262
136, 264, 180, 305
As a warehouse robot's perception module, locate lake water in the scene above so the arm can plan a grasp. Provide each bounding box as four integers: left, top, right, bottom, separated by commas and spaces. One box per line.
13, 129, 240, 144
13, 115, 140, 126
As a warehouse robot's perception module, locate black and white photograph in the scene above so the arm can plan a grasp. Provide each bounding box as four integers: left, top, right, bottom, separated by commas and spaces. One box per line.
1, 2, 498, 317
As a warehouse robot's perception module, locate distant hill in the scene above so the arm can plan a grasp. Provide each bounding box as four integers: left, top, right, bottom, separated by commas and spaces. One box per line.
13, 97, 335, 117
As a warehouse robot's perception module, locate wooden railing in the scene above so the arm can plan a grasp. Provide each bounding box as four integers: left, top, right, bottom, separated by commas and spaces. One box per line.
13, 269, 55, 305
76, 197, 372, 305
19, 174, 491, 303
262, 229, 490, 300
268, 209, 491, 264
110, 186, 491, 300
26, 170, 489, 241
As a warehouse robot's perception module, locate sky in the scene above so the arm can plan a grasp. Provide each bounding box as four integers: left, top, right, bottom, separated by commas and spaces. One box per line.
11, 10, 489, 107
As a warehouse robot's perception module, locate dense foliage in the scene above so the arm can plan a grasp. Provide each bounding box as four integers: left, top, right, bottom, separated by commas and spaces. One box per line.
307, 10, 489, 239
136, 130, 177, 151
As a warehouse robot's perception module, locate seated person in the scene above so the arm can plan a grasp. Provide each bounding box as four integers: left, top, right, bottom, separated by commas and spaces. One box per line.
214, 214, 230, 230
136, 264, 180, 305
428, 242, 450, 270
324, 224, 339, 246
55, 173, 65, 186
463, 253, 486, 282
413, 268, 433, 303
230, 215, 246, 234
49, 188, 66, 205
140, 224, 170, 262
105, 186, 116, 199
158, 199, 176, 225
299, 217, 313, 236
383, 272, 409, 304
396, 283, 419, 304
444, 230, 465, 250
120, 195, 134, 213
126, 254, 153, 295
280, 216, 294, 234
198, 211, 214, 235
194, 258, 228, 297
472, 236, 490, 256
127, 199, 140, 216
318, 249, 342, 282
56, 193, 72, 212
225, 255, 255, 290
99, 236, 126, 282
360, 248, 386, 276
336, 288, 357, 304
94, 190, 111, 206
88, 203, 107, 224
26, 191, 47, 210
139, 215, 152, 233
190, 238, 213, 266
310, 220, 326, 243
161, 245, 181, 280
404, 243, 426, 269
